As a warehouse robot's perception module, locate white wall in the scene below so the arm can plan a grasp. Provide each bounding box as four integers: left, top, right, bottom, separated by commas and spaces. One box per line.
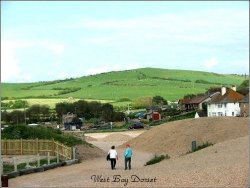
207, 103, 241, 117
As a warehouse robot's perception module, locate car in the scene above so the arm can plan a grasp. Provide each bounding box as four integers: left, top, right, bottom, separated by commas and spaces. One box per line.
128, 122, 144, 129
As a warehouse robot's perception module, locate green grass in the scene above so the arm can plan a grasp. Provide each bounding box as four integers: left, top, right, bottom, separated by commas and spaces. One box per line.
2, 68, 245, 102
3, 158, 59, 174
145, 154, 170, 166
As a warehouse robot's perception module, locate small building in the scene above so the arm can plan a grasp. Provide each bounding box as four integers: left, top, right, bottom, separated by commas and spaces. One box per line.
62, 113, 82, 130
145, 106, 161, 121
239, 93, 249, 117
207, 86, 244, 117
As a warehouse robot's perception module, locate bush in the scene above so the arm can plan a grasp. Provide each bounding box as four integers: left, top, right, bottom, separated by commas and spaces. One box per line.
145, 154, 170, 166
1, 125, 85, 147
149, 111, 196, 126
187, 141, 214, 154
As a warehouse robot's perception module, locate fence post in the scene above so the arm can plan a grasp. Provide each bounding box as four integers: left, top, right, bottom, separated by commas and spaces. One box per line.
36, 138, 39, 154
72, 147, 76, 160
56, 144, 59, 163
47, 152, 50, 165
52, 139, 55, 156
1, 157, 3, 175
13, 157, 17, 172
37, 153, 40, 167
5, 138, 7, 155
192, 141, 197, 152
26, 156, 29, 168
20, 138, 23, 155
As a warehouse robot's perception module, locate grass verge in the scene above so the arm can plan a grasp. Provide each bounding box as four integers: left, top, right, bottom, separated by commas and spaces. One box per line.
145, 154, 170, 166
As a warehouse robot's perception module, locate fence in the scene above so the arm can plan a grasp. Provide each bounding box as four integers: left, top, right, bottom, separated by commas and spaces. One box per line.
1, 139, 72, 160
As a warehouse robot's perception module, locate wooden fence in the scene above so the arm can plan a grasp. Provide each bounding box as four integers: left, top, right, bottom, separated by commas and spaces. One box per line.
1, 139, 72, 160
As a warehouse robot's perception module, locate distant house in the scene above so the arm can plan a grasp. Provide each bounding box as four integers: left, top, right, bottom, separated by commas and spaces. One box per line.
239, 93, 249, 117
62, 113, 82, 130
207, 86, 244, 117
145, 106, 161, 121
179, 92, 219, 111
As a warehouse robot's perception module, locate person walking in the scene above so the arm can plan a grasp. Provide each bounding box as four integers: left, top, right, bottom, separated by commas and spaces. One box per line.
108, 145, 118, 170
124, 144, 133, 170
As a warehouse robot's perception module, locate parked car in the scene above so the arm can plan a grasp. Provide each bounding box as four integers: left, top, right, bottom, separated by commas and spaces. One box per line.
128, 122, 144, 129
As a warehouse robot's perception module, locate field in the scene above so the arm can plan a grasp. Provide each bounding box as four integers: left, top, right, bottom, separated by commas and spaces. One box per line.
2, 68, 245, 107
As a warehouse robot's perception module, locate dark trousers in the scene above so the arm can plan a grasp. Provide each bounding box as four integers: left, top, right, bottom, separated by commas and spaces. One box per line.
110, 159, 116, 169
125, 157, 131, 170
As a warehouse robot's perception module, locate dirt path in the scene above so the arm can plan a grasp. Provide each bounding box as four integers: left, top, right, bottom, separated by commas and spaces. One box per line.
9, 131, 155, 187
8, 131, 249, 187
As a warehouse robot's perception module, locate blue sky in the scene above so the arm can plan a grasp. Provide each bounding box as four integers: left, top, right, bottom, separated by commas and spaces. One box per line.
1, 1, 249, 83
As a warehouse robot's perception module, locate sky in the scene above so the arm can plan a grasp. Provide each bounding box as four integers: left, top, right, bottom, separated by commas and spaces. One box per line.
1, 1, 249, 83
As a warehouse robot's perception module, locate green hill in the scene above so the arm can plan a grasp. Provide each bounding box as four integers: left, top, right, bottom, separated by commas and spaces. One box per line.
1, 68, 245, 102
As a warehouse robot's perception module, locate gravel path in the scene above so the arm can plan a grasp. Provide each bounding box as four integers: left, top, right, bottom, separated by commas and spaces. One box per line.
8, 132, 249, 187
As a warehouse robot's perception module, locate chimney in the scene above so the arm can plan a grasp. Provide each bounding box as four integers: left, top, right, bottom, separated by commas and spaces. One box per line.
231, 85, 236, 91
221, 86, 226, 96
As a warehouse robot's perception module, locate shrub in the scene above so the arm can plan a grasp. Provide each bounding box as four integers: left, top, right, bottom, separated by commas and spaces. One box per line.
1, 125, 85, 147
187, 141, 214, 154
145, 154, 170, 166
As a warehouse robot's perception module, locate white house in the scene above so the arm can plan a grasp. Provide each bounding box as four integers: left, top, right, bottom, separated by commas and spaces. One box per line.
207, 86, 244, 117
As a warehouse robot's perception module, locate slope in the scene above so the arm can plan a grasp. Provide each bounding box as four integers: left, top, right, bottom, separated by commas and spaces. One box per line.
120, 117, 249, 157
2, 68, 245, 101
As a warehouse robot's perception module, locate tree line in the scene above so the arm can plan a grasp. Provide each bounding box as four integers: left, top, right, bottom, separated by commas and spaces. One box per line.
1, 100, 125, 124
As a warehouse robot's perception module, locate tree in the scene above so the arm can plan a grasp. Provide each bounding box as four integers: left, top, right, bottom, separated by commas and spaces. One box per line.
152, 95, 168, 105
183, 94, 196, 99
101, 103, 114, 122
238, 79, 249, 95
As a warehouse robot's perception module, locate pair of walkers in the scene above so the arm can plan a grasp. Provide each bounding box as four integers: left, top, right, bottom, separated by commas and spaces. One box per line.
107, 144, 133, 170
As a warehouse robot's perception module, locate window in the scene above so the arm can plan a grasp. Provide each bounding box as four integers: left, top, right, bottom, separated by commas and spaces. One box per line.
212, 112, 217, 116
232, 112, 234, 116
218, 104, 222, 108
218, 112, 223, 116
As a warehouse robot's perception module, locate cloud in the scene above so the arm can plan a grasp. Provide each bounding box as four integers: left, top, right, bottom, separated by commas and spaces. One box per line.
75, 8, 248, 48
44, 42, 65, 55
1, 41, 33, 82
204, 57, 218, 69
1, 39, 66, 82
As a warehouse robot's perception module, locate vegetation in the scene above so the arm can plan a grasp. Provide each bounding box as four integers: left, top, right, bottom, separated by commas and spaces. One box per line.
2, 68, 245, 102
238, 79, 249, 95
149, 111, 196, 126
152, 95, 168, 105
1, 125, 88, 147
187, 141, 214, 154
3, 158, 59, 174
145, 154, 170, 166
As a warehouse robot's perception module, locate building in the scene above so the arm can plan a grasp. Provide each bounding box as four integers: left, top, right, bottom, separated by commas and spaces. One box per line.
239, 93, 249, 117
207, 86, 244, 117
179, 92, 219, 111
145, 106, 161, 121
62, 113, 82, 130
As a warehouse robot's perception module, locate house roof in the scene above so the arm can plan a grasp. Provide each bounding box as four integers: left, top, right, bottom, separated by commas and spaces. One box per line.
239, 93, 249, 103
178, 98, 191, 105
209, 88, 244, 103
189, 95, 209, 104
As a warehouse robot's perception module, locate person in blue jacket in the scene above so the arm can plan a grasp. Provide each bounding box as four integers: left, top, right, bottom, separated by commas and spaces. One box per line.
124, 144, 133, 170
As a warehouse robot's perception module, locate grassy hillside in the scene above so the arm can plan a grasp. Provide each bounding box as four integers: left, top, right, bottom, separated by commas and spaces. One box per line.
1, 68, 245, 102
